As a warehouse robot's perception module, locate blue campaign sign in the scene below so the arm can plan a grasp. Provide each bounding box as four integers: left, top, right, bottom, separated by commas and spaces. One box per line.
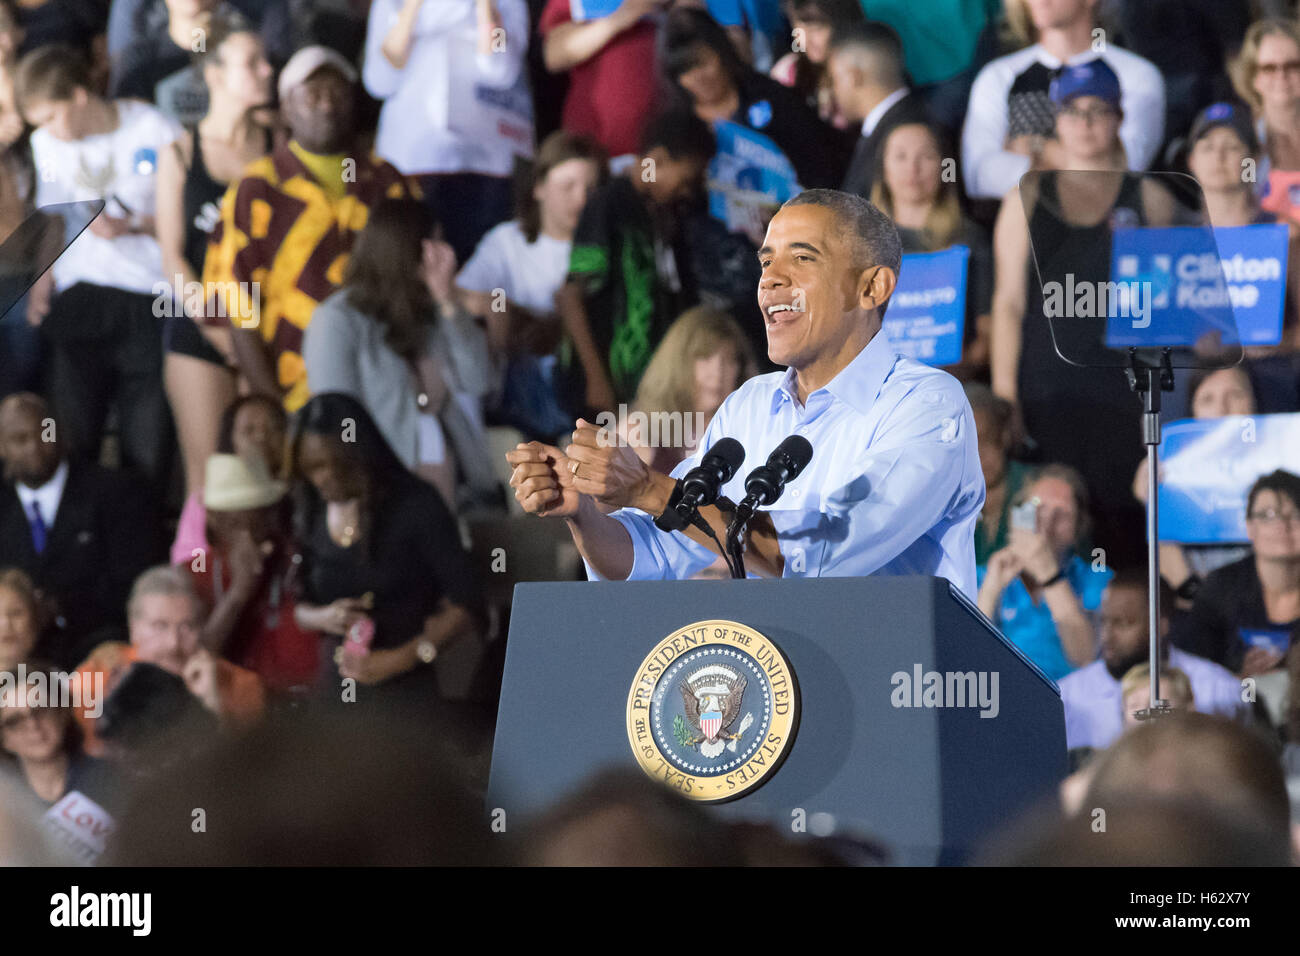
1107, 223, 1288, 348
1156, 412, 1300, 543
881, 246, 969, 366
706, 119, 800, 238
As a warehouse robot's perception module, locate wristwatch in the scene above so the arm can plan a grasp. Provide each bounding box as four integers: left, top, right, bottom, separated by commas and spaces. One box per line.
415, 639, 438, 665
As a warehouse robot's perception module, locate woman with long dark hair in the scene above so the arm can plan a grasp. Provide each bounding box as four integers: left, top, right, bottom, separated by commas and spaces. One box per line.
661, 6, 850, 190
303, 197, 502, 515
290, 393, 482, 710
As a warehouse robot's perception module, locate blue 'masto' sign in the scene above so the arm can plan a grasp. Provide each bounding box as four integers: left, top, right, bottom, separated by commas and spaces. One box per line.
1107, 223, 1288, 348
1156, 412, 1300, 543
881, 245, 969, 367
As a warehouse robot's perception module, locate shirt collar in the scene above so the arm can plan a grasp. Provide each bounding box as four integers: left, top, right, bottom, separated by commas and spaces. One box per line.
770, 329, 899, 416
861, 87, 910, 138
15, 459, 68, 509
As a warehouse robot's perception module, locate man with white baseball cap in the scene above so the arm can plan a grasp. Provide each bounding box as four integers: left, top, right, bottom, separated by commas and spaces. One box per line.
203, 44, 417, 413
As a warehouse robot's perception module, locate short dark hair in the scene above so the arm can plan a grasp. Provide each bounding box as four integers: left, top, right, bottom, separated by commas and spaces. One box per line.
1246, 469, 1300, 518
639, 108, 717, 163
781, 189, 902, 308
828, 20, 905, 86
1105, 566, 1175, 624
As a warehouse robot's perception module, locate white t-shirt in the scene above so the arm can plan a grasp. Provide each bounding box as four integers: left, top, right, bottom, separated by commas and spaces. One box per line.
456, 220, 571, 315
32, 98, 180, 294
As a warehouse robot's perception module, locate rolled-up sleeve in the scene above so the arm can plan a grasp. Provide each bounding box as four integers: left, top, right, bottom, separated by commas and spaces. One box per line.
584, 400, 736, 581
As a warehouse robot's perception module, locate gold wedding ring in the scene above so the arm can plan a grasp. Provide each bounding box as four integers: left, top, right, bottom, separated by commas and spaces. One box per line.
569, 460, 581, 478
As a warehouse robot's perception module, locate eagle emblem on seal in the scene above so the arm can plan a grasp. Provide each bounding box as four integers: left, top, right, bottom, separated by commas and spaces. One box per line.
675, 664, 754, 759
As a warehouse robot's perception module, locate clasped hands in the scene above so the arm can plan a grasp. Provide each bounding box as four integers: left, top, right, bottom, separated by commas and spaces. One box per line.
506, 419, 660, 518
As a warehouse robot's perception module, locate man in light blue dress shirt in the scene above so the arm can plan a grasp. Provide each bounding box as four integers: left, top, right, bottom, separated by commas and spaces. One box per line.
507, 189, 985, 597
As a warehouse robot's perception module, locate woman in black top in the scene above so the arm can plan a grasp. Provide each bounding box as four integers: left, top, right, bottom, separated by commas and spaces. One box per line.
660, 6, 851, 191
290, 394, 482, 711
1173, 470, 1300, 676
157, 12, 274, 500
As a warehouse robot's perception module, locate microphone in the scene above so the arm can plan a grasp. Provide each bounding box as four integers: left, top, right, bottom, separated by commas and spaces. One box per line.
678, 437, 745, 515
725, 435, 814, 578
740, 435, 814, 510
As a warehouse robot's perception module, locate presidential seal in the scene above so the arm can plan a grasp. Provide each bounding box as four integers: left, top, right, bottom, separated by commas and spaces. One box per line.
626, 620, 798, 801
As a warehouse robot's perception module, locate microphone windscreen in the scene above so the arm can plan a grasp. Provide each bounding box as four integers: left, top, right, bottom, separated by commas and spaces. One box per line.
706, 437, 746, 479
770, 434, 813, 477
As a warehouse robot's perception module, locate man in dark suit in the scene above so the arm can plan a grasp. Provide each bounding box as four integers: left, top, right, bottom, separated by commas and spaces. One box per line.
0, 393, 162, 670
829, 22, 933, 201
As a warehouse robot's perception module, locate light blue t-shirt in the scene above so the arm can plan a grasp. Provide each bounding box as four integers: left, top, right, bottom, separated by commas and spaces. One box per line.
978, 554, 1112, 682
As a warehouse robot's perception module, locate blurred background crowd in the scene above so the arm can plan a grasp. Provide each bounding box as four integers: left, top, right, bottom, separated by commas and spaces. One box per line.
0, 0, 1299, 865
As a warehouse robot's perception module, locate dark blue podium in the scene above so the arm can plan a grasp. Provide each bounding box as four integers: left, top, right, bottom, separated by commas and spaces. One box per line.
488, 576, 1067, 864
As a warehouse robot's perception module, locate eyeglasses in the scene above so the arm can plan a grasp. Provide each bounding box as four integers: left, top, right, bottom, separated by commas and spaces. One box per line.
1256, 60, 1300, 79
1060, 105, 1118, 123
1247, 509, 1300, 525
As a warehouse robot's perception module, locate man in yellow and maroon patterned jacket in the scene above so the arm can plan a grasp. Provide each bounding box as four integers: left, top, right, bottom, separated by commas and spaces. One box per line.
203, 46, 416, 412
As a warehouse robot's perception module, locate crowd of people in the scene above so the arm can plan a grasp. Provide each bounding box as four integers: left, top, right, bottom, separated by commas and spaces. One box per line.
0, 0, 1298, 865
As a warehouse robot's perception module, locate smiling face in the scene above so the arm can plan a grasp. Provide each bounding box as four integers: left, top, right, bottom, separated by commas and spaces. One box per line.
756, 203, 894, 383
1253, 32, 1300, 113
1246, 488, 1300, 561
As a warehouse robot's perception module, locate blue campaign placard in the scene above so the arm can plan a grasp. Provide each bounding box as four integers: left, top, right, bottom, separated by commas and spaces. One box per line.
881, 246, 969, 366
1107, 223, 1288, 348
706, 119, 800, 237
1156, 412, 1300, 543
